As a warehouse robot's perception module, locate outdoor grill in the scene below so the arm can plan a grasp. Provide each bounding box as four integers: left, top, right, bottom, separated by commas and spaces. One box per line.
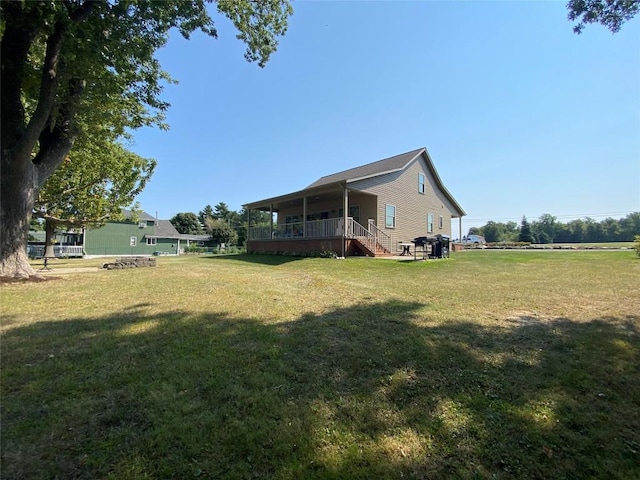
411, 235, 450, 259
412, 236, 435, 260
412, 236, 430, 247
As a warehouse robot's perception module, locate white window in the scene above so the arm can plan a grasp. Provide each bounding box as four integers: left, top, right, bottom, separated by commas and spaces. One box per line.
418, 173, 425, 194
385, 204, 396, 229
130, 236, 137, 247
146, 237, 157, 245
427, 213, 434, 233
439, 215, 444, 229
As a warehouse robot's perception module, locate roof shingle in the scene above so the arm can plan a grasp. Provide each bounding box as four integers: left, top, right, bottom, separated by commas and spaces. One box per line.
306, 147, 425, 188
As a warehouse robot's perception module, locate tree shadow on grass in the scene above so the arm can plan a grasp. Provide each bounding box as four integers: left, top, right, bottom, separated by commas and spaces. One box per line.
2, 302, 639, 479
203, 253, 308, 265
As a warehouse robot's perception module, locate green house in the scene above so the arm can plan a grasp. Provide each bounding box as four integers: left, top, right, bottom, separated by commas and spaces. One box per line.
83, 211, 212, 257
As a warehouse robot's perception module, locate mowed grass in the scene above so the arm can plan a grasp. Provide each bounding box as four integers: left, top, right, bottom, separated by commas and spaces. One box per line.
2, 251, 639, 479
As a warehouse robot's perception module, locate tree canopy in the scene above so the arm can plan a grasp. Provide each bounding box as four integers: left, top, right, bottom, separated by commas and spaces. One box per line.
34, 137, 155, 230
205, 218, 238, 246
519, 216, 534, 243
567, 0, 640, 33
471, 212, 639, 244
170, 212, 204, 235
198, 205, 215, 226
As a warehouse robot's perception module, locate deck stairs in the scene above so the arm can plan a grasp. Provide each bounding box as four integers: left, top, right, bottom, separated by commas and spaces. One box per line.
352, 237, 393, 257
348, 219, 393, 257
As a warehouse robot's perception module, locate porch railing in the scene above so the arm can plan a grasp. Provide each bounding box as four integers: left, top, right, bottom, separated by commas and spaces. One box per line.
365, 222, 393, 253
248, 218, 391, 253
249, 218, 344, 240
304, 218, 344, 238
27, 245, 84, 258
347, 219, 391, 253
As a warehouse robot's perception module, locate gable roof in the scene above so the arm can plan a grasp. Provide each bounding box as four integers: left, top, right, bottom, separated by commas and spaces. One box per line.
122, 209, 156, 221
147, 219, 211, 242
244, 147, 465, 217
306, 147, 465, 216
307, 147, 425, 188
154, 220, 181, 238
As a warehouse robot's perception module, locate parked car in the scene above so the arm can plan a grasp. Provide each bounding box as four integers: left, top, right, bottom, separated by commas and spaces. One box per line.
462, 234, 486, 245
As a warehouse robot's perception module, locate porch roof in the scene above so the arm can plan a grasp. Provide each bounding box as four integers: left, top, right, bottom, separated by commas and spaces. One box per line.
243, 183, 349, 212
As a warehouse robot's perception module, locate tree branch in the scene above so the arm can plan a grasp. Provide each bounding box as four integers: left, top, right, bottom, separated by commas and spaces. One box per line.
35, 211, 112, 227
65, 0, 96, 24
33, 78, 86, 187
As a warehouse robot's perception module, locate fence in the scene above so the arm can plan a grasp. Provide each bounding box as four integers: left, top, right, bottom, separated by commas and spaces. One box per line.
27, 245, 84, 258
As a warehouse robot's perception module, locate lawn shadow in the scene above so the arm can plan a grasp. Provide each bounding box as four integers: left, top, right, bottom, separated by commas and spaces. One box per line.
2, 302, 639, 479
202, 253, 308, 265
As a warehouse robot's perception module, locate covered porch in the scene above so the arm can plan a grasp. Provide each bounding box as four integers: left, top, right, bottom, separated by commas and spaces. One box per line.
244, 183, 392, 257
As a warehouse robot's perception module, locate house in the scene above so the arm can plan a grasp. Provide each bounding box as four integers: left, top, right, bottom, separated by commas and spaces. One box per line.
83, 211, 213, 257
243, 147, 466, 257
28, 210, 215, 258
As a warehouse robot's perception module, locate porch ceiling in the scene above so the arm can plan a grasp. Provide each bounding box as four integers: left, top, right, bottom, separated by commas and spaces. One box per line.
245, 184, 351, 212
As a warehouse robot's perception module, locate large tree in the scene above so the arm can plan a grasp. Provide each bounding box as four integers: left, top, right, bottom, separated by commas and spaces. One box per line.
519, 216, 534, 243
198, 204, 215, 226
205, 217, 238, 246
34, 135, 155, 257
170, 212, 203, 235
532, 213, 558, 244
0, 0, 292, 278
213, 202, 232, 221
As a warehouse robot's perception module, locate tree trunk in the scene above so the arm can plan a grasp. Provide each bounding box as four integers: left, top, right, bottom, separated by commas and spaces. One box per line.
44, 219, 57, 259
0, 152, 38, 279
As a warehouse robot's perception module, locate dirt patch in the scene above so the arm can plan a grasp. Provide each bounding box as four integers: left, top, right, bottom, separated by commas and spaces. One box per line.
42, 268, 101, 274
1, 267, 101, 284
506, 311, 552, 326
0, 275, 62, 284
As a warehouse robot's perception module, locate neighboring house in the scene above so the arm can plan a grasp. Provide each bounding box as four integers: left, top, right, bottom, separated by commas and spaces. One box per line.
83, 211, 213, 257
243, 147, 466, 257
29, 210, 214, 258
27, 230, 84, 258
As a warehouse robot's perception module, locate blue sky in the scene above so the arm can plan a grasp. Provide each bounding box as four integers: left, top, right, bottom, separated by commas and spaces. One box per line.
131, 1, 640, 233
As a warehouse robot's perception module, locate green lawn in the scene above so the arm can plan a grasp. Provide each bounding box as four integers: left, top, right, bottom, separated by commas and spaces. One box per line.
2, 251, 639, 479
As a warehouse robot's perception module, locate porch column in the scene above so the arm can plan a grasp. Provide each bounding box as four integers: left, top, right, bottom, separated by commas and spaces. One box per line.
459, 217, 463, 243
302, 196, 307, 238
269, 204, 273, 239
246, 208, 251, 245
342, 183, 348, 257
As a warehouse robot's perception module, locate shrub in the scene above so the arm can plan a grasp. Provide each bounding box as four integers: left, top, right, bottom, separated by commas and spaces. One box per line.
634, 235, 640, 258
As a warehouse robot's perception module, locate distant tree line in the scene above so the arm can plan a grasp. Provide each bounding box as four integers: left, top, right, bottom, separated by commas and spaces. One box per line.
469, 212, 640, 244
170, 202, 271, 246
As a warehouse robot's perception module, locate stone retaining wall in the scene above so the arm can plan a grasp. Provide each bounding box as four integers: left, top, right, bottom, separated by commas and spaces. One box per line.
102, 257, 156, 269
